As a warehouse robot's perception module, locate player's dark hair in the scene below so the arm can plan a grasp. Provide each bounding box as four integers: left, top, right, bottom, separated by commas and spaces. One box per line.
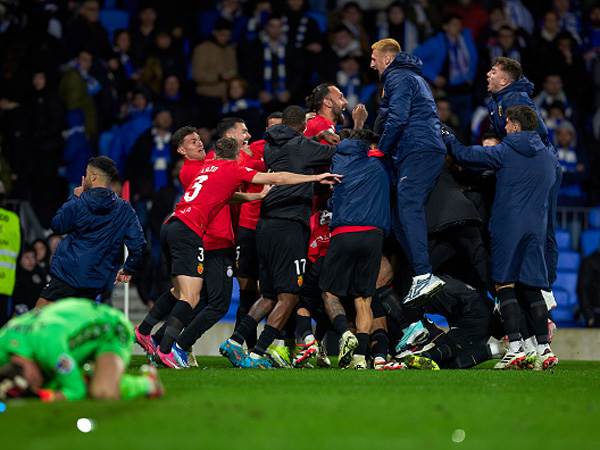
216, 117, 245, 138
492, 56, 522, 82
305, 83, 333, 113
267, 111, 283, 122
506, 106, 538, 131
171, 126, 198, 151
282, 105, 306, 132
481, 131, 501, 143
88, 156, 119, 182
339, 128, 380, 145
442, 14, 462, 25
215, 137, 239, 160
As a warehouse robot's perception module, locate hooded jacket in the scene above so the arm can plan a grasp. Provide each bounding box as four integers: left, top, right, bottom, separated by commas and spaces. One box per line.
445, 131, 557, 287
329, 139, 391, 234
486, 77, 550, 146
50, 187, 146, 291
376, 52, 446, 163
261, 124, 335, 226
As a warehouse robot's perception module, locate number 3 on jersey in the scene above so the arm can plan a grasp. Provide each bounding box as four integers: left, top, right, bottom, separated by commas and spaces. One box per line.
184, 175, 209, 202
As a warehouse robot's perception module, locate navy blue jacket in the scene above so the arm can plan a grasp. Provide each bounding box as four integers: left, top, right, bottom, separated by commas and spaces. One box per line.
50, 187, 146, 290
445, 131, 557, 287
376, 52, 446, 163
329, 139, 391, 234
487, 77, 550, 146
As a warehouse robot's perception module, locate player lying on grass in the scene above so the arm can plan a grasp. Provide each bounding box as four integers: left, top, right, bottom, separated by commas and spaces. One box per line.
0, 298, 163, 401
136, 135, 342, 368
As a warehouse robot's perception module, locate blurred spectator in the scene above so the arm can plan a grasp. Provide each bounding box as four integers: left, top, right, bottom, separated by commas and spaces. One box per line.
47, 234, 63, 259
479, 6, 509, 46
414, 15, 478, 137
125, 109, 174, 227
583, 5, 600, 109
555, 120, 587, 205
544, 100, 568, 143
444, 0, 488, 41
554, 31, 589, 106
221, 77, 262, 138
238, 15, 306, 111
336, 2, 370, 55
130, 5, 158, 67
198, 0, 247, 43
405, 0, 441, 39
192, 18, 237, 128
243, 0, 272, 42
376, 1, 420, 54
32, 238, 50, 278
554, 0, 582, 45
436, 96, 463, 141
137, 55, 163, 95
0, 202, 20, 326
112, 29, 138, 82
535, 74, 573, 120
157, 75, 195, 130
64, 0, 111, 59
487, 25, 523, 63
336, 55, 377, 113
503, 0, 534, 36
153, 29, 186, 81
283, 0, 323, 51
577, 249, 600, 327
12, 245, 46, 315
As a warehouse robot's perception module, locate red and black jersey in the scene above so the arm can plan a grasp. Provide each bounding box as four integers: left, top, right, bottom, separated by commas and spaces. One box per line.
238, 140, 267, 231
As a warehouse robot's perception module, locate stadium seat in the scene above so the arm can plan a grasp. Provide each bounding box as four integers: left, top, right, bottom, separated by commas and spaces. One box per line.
99, 9, 130, 41
555, 228, 571, 250
581, 229, 600, 256
557, 251, 580, 271
589, 207, 600, 229
552, 305, 576, 326
553, 272, 578, 306
307, 10, 328, 33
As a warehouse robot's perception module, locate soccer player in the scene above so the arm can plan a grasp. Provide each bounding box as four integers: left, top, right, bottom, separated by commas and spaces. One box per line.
0, 298, 163, 401
319, 129, 391, 369
234, 112, 283, 351
36, 156, 145, 307
443, 106, 559, 370
220, 105, 337, 369
370, 38, 447, 306
139, 135, 339, 368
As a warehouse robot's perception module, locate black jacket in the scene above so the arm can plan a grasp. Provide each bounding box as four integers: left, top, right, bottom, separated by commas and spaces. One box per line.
261, 124, 335, 226
426, 165, 481, 233
577, 251, 600, 322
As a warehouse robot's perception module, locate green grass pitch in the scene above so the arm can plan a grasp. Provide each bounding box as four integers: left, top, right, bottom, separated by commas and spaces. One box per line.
2, 357, 600, 450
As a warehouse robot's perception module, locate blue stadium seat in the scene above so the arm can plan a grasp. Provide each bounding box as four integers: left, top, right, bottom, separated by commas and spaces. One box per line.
553, 272, 578, 306
589, 207, 600, 229
581, 229, 600, 256
425, 314, 448, 329
99, 9, 129, 41
555, 228, 571, 250
552, 305, 576, 326
557, 251, 580, 271
307, 10, 328, 33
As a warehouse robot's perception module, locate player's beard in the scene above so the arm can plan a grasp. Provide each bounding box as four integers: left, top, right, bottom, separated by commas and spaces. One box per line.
333, 106, 345, 124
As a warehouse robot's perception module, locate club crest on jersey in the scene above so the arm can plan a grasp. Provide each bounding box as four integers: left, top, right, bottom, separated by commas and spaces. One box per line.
226, 266, 234, 278
297, 275, 303, 287
56, 354, 74, 374
197, 263, 204, 275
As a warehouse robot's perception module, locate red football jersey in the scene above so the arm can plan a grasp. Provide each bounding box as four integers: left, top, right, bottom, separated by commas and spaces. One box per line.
178, 159, 235, 250
307, 209, 331, 263
238, 140, 267, 231
304, 114, 335, 144
172, 159, 257, 241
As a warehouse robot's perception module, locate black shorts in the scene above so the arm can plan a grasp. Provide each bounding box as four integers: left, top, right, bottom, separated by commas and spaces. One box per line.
160, 218, 205, 278
319, 229, 383, 298
298, 256, 325, 313
256, 217, 310, 298
198, 248, 235, 312
236, 226, 258, 279
40, 275, 100, 302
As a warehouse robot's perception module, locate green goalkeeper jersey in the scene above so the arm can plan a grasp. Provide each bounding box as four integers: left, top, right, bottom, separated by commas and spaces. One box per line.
0, 298, 133, 400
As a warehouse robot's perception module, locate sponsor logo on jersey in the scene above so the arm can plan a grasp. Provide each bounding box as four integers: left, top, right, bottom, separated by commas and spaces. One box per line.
56, 354, 74, 374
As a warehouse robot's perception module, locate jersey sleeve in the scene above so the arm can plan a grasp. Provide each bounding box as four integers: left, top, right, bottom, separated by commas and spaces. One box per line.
238, 166, 258, 183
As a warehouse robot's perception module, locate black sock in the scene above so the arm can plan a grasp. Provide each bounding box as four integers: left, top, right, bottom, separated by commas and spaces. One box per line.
253, 325, 280, 356
520, 286, 550, 344
332, 314, 350, 335
231, 315, 258, 346
370, 328, 389, 358
447, 344, 493, 369
315, 317, 329, 341
498, 287, 522, 342
295, 315, 313, 342
421, 343, 454, 364
356, 333, 369, 356
159, 300, 193, 353
139, 290, 178, 335
236, 290, 258, 348
377, 285, 422, 328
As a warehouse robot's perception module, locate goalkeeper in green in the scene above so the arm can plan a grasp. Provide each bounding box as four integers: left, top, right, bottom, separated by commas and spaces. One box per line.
0, 298, 163, 401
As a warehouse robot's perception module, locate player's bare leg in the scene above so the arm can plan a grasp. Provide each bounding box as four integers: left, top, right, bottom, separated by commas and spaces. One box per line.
34, 297, 52, 309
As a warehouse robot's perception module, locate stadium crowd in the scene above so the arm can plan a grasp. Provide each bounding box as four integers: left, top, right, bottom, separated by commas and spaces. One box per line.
2, 0, 600, 398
